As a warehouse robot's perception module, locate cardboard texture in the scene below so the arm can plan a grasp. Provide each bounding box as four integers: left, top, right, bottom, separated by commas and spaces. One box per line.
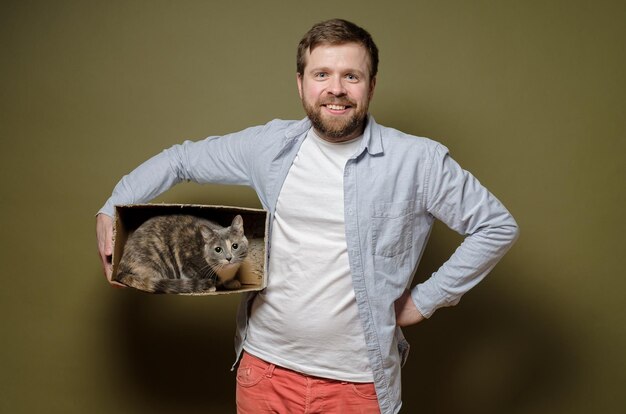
113, 204, 268, 295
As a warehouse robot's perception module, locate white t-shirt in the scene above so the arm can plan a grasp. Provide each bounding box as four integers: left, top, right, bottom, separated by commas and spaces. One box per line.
243, 128, 373, 382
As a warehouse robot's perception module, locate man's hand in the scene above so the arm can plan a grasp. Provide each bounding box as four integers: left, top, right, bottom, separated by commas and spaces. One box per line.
394, 289, 425, 327
96, 213, 125, 287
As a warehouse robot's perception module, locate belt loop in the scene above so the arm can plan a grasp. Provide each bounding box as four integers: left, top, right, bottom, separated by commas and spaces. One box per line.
266, 363, 276, 378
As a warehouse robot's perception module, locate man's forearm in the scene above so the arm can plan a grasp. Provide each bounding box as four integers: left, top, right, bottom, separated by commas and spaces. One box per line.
412, 219, 519, 318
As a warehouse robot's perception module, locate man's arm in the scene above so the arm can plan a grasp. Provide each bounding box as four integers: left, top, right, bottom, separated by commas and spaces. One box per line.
410, 144, 520, 320
97, 127, 262, 218
95, 124, 267, 282
96, 213, 126, 286
395, 289, 425, 326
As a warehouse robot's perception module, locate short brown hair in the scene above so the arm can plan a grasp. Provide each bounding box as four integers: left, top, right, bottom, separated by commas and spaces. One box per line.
297, 19, 379, 79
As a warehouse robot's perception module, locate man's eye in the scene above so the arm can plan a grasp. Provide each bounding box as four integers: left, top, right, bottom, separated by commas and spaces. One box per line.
346, 74, 358, 81
315, 72, 328, 79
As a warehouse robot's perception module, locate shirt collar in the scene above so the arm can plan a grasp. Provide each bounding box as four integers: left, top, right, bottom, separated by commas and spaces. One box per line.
361, 115, 384, 156
284, 115, 384, 156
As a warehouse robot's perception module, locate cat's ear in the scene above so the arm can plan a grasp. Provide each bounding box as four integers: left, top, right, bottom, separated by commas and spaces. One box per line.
200, 225, 218, 242
230, 215, 244, 236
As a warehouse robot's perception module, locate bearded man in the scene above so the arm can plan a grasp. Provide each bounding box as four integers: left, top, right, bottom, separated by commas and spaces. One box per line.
96, 19, 519, 414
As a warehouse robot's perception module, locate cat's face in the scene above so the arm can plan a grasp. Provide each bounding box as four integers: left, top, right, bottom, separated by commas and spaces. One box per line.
200, 215, 248, 269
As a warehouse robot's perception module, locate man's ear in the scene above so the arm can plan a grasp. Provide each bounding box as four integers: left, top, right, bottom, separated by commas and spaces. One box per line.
296, 73, 304, 100
368, 76, 377, 101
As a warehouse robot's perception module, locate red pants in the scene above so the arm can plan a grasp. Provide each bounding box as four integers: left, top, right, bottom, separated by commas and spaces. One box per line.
236, 351, 381, 414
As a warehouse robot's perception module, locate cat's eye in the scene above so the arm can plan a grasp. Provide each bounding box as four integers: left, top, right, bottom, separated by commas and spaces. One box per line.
214, 247, 222, 253
232, 243, 238, 250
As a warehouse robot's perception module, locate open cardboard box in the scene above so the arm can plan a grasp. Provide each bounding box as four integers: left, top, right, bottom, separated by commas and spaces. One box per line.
112, 204, 268, 295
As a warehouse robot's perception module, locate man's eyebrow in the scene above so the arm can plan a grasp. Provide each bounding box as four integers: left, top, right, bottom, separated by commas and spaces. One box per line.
308, 66, 366, 76
307, 66, 330, 73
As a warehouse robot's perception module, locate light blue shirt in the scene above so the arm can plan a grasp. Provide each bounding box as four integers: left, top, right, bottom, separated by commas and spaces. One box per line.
99, 116, 519, 414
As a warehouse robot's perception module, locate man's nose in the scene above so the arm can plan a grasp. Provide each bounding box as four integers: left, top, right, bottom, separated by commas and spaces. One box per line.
327, 76, 347, 96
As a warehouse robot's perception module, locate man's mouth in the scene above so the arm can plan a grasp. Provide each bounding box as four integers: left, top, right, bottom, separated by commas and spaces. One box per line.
326, 104, 348, 110
322, 102, 354, 113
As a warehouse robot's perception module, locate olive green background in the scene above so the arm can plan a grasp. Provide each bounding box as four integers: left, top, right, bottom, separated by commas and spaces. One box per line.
1, 1, 624, 413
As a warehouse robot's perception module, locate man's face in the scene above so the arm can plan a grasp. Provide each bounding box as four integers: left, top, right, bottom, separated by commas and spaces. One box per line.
297, 42, 376, 143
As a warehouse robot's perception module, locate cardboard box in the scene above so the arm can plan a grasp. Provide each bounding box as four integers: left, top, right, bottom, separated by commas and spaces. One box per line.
112, 204, 268, 295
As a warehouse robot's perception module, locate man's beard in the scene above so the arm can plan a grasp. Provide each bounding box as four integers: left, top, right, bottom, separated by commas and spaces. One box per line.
302, 97, 368, 141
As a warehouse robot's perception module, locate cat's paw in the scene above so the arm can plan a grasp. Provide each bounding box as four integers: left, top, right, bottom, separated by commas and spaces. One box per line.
223, 279, 242, 290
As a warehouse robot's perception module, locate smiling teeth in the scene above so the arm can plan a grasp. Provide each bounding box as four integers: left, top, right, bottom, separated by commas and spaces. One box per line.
327, 104, 346, 110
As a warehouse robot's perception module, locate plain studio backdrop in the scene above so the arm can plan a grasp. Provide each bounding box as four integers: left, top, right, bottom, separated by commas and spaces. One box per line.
1, 1, 624, 413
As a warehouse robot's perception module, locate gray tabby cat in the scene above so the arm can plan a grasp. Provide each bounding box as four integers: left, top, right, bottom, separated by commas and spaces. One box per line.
115, 214, 248, 293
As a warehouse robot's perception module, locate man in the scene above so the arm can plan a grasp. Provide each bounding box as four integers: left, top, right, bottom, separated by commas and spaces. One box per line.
96, 19, 518, 414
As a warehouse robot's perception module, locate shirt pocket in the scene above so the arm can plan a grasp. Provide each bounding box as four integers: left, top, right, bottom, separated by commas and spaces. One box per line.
371, 200, 414, 257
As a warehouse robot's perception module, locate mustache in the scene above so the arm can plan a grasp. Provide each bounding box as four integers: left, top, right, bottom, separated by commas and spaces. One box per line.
320, 98, 356, 106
